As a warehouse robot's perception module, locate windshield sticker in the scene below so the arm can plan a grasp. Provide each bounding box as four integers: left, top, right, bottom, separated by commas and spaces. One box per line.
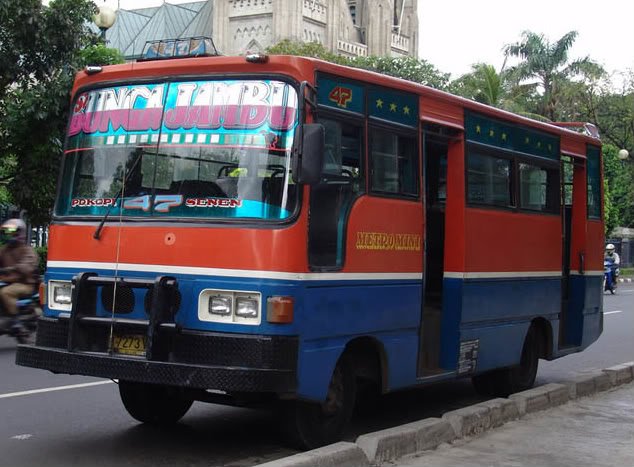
71, 198, 117, 207
186, 198, 242, 208
67, 80, 298, 151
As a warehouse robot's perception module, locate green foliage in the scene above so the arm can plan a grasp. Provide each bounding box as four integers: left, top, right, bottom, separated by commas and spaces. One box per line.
266, 40, 450, 90
80, 44, 125, 66
351, 55, 449, 89
603, 144, 634, 231
34, 246, 47, 275
0, 0, 122, 225
504, 30, 605, 121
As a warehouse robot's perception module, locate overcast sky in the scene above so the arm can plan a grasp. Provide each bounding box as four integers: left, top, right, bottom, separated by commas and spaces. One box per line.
95, 0, 634, 79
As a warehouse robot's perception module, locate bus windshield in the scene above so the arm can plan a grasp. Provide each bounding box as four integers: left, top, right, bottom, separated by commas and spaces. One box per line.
56, 79, 299, 221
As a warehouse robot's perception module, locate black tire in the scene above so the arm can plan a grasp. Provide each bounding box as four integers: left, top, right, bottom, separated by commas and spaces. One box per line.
472, 326, 540, 397
119, 381, 193, 425
282, 355, 356, 450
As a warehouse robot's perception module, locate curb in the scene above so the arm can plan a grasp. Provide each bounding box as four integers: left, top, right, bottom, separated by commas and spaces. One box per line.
258, 362, 634, 467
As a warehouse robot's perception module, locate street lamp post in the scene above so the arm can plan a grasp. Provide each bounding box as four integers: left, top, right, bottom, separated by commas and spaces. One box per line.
93, 5, 117, 42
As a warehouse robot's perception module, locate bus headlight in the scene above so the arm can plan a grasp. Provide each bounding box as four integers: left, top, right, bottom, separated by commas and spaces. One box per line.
198, 289, 261, 325
49, 281, 73, 311
235, 296, 259, 318
209, 295, 232, 316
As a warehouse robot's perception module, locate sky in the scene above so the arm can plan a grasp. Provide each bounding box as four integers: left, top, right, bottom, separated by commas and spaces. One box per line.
94, 0, 634, 80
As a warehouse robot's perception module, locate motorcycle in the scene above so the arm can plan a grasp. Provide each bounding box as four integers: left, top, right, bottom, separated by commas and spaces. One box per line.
0, 270, 41, 344
603, 258, 617, 295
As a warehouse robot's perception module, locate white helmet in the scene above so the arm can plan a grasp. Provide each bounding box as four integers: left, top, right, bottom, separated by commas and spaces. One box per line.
606, 243, 615, 252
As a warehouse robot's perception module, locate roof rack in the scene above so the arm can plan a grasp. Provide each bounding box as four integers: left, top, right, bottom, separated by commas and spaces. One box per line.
551, 122, 600, 139
139, 36, 220, 61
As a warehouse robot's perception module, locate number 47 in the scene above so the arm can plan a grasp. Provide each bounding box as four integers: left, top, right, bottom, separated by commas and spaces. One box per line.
123, 195, 183, 213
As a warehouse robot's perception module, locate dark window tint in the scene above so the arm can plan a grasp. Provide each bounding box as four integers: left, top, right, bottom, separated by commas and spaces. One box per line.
587, 147, 601, 218
467, 152, 513, 207
370, 129, 418, 197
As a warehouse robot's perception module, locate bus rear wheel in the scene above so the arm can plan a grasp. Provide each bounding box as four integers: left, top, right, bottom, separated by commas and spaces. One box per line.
282, 355, 356, 450
472, 326, 540, 397
119, 381, 193, 425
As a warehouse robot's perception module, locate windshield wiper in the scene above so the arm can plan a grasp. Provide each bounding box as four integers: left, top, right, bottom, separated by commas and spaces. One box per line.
93, 149, 144, 240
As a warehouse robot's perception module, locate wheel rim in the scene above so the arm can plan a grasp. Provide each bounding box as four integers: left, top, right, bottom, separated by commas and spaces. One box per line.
322, 364, 345, 417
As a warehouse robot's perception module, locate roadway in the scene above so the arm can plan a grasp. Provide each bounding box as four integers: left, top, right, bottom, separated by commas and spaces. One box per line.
1, 284, 632, 467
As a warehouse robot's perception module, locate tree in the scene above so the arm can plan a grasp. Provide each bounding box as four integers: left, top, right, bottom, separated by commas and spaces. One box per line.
504, 30, 604, 121
0, 0, 124, 225
603, 144, 634, 230
266, 40, 450, 90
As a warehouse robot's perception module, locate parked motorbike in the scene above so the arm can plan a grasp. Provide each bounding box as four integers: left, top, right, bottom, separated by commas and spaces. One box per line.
0, 270, 41, 344
603, 258, 617, 294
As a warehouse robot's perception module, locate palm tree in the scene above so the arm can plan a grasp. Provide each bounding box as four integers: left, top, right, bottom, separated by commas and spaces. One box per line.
504, 30, 604, 121
451, 62, 537, 116
452, 63, 506, 106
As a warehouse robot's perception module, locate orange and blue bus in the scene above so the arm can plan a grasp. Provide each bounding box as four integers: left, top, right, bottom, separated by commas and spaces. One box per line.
17, 42, 604, 449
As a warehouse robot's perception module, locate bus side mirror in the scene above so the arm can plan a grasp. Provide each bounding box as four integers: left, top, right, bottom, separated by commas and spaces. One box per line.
292, 123, 324, 185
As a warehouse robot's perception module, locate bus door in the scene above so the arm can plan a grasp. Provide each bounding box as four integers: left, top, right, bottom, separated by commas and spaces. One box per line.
560, 155, 574, 345
418, 124, 455, 376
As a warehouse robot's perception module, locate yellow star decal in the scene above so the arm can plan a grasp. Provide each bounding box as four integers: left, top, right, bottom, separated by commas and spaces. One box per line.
501, 133, 507, 141
403, 105, 410, 115
525, 137, 530, 144
548, 144, 553, 152
489, 129, 495, 137
476, 125, 481, 134
537, 141, 542, 149
376, 98, 383, 109
389, 103, 397, 112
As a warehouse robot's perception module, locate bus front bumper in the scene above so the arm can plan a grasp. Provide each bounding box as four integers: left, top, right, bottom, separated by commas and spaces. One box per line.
16, 317, 298, 394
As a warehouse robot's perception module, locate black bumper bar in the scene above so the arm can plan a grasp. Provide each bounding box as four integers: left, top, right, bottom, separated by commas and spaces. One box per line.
16, 345, 295, 392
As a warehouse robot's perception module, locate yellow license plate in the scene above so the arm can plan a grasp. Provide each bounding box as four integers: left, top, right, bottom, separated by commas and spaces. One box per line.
113, 335, 146, 356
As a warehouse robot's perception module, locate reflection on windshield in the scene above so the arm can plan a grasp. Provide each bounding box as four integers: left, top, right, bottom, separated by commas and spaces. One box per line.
56, 79, 299, 221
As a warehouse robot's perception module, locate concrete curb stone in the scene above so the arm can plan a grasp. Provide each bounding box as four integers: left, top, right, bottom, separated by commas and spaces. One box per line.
442, 405, 492, 438
355, 418, 456, 464
561, 373, 600, 399
508, 383, 568, 416
255, 442, 369, 467
603, 362, 634, 386
474, 398, 520, 428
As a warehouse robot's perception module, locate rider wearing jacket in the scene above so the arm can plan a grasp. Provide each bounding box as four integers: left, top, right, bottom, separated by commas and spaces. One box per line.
0, 219, 39, 318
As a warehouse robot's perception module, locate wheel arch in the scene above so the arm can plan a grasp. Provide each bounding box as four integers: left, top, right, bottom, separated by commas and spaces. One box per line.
530, 317, 554, 360
343, 336, 388, 394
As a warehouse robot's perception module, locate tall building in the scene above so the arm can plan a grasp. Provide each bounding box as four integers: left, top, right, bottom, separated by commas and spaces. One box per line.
103, 0, 418, 60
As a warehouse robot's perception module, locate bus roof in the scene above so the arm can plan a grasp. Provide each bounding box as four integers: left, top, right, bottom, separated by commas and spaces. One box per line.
73, 54, 601, 151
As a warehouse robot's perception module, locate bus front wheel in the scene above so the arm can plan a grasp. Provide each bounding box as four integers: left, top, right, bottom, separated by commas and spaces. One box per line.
282, 355, 356, 450
119, 381, 193, 425
472, 326, 540, 397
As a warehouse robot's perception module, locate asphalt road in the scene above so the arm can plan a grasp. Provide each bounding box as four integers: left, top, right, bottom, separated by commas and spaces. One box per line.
1, 284, 632, 467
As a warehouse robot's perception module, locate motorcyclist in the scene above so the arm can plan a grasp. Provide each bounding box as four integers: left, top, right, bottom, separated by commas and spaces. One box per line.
0, 219, 39, 327
604, 243, 620, 279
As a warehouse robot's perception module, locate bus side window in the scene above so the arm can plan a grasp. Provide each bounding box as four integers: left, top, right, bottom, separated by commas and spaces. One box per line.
308, 117, 364, 270
369, 128, 418, 197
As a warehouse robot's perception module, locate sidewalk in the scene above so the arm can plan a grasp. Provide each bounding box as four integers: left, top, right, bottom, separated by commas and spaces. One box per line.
258, 363, 634, 467
393, 382, 634, 467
